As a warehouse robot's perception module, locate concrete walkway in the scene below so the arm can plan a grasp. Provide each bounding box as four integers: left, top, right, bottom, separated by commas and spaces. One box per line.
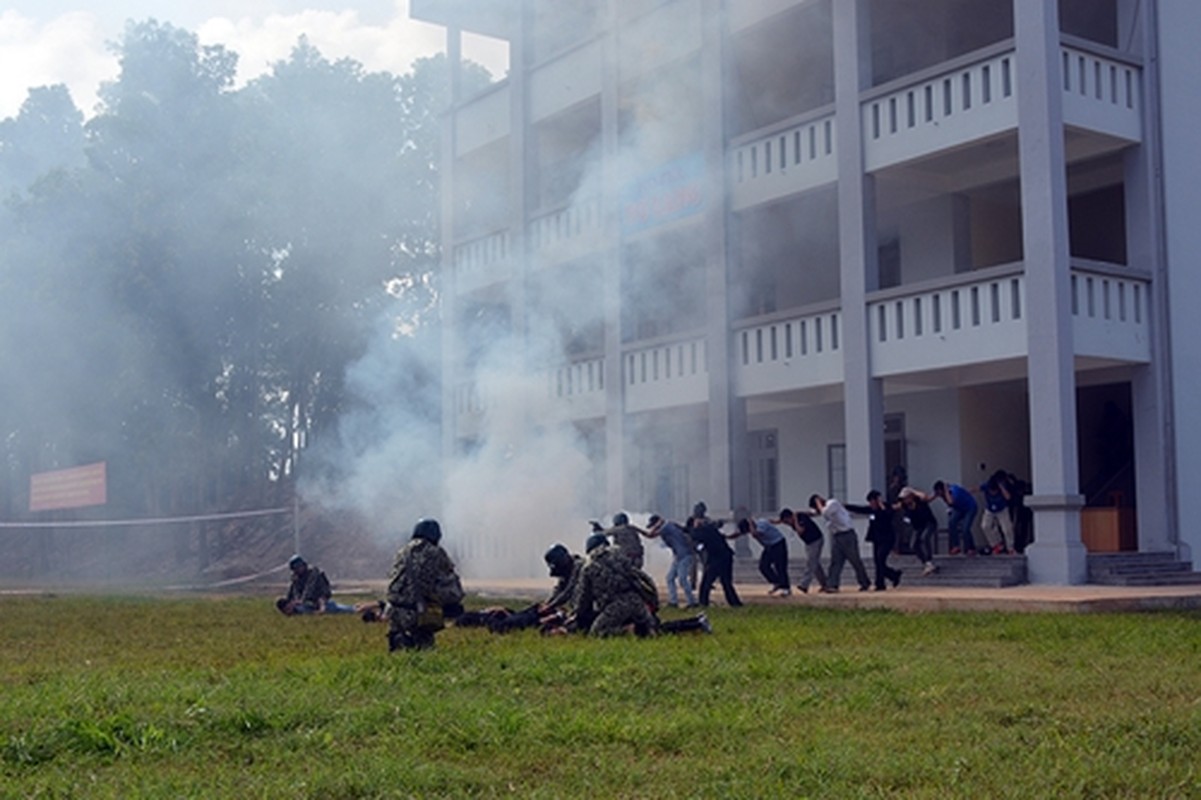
6, 577, 1201, 614
459, 577, 1201, 614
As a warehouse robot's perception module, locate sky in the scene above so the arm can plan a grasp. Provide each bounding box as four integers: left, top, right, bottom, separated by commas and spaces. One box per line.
0, 0, 508, 120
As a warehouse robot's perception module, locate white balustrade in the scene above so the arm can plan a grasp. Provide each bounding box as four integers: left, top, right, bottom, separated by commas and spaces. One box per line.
452, 229, 512, 292
1070, 265, 1151, 363
541, 356, 606, 420
734, 308, 843, 396
730, 111, 838, 210
527, 195, 604, 265
624, 336, 708, 412
863, 44, 1018, 171
869, 267, 1027, 376
1060, 43, 1142, 142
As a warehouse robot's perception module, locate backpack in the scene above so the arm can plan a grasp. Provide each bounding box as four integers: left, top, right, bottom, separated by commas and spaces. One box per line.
630, 568, 660, 613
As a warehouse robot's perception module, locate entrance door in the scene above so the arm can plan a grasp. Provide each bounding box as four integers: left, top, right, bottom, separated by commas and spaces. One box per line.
748, 429, 779, 516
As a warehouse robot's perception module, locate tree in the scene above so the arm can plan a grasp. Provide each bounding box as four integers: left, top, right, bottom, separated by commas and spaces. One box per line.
0, 85, 86, 200
0, 19, 495, 578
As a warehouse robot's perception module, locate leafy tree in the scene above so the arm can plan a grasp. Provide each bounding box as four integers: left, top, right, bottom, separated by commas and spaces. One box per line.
0, 85, 86, 200
0, 19, 495, 576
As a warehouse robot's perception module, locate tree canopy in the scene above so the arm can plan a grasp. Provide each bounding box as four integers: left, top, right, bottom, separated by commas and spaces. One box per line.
0, 20, 492, 575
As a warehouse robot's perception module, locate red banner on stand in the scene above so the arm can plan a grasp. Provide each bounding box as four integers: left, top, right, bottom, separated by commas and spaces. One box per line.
29, 462, 108, 512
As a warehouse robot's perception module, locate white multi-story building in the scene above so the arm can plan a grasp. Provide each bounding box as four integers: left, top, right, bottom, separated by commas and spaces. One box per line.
411, 0, 1201, 584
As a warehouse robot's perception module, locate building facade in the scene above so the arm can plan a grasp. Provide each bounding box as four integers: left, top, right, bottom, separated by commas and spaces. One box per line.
411, 0, 1201, 584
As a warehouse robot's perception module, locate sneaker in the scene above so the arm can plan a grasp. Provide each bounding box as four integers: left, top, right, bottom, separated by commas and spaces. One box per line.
698, 613, 712, 634
949, 547, 962, 555
767, 586, 781, 596
858, 584, 871, 592
891, 571, 902, 588
776, 587, 791, 597
992, 544, 1005, 555
922, 562, 938, 576
820, 586, 839, 594
797, 584, 809, 594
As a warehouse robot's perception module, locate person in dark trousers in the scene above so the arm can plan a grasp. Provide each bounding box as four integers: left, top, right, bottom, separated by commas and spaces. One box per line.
845, 490, 903, 591
899, 487, 940, 575
732, 516, 791, 596
807, 494, 871, 593
686, 512, 743, 608
932, 479, 979, 555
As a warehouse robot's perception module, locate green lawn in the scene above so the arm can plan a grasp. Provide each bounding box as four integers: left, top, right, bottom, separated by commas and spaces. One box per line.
2, 594, 1199, 798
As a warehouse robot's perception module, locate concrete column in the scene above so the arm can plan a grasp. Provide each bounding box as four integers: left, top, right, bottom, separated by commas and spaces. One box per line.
600, 0, 625, 511
701, 0, 739, 513
1124, 0, 1180, 558
440, 27, 462, 492
833, 0, 884, 501
1015, 0, 1087, 584
1157, 0, 1201, 564
510, 6, 530, 366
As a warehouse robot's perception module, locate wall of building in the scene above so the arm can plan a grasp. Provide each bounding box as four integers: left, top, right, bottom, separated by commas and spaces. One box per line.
1158, 0, 1201, 561
878, 193, 968, 285
746, 386, 964, 509
958, 382, 1032, 488
884, 389, 964, 491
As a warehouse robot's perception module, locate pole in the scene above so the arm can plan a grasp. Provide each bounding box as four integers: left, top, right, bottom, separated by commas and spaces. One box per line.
292, 493, 301, 556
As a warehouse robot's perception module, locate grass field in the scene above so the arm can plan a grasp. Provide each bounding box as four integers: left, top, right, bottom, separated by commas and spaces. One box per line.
2, 593, 1200, 799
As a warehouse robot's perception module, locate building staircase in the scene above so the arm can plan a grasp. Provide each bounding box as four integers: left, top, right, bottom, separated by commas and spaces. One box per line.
1086, 552, 1201, 586
732, 551, 1027, 591
732, 549, 1201, 590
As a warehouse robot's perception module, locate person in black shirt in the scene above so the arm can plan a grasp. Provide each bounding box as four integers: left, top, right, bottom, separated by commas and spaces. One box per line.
776, 507, 828, 593
900, 487, 939, 576
845, 490, 903, 591
686, 512, 743, 607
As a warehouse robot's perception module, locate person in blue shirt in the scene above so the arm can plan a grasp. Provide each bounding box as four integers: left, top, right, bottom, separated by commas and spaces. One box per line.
932, 480, 978, 555
979, 471, 1016, 554
646, 514, 698, 608
733, 517, 791, 596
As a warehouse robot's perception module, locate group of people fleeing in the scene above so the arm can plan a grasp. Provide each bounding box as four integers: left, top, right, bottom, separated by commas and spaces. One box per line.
276, 468, 1030, 651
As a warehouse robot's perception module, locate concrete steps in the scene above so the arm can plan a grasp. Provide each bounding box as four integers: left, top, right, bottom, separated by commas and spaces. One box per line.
1087, 552, 1201, 586
732, 550, 1027, 590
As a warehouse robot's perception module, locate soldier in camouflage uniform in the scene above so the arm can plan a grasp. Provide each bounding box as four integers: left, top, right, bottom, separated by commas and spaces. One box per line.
276, 555, 356, 615
573, 533, 659, 637
385, 518, 463, 651
479, 543, 585, 634
603, 512, 650, 569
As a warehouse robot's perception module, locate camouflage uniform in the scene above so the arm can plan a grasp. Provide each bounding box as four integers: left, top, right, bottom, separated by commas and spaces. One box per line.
386, 538, 459, 650
605, 523, 646, 569
573, 545, 658, 637
285, 566, 332, 611
545, 554, 585, 613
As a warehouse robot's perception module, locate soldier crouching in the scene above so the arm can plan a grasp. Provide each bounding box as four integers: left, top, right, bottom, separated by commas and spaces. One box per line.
573, 533, 660, 638
385, 518, 464, 651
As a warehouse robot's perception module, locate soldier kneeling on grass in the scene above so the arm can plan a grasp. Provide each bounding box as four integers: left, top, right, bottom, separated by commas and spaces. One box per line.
461, 543, 586, 634
384, 518, 465, 651
568, 534, 711, 638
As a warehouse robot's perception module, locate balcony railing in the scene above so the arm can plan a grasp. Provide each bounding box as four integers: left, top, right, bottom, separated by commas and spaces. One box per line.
868, 265, 1028, 376
733, 305, 843, 397
1060, 41, 1142, 142
539, 355, 606, 420
453, 229, 513, 292
527, 195, 604, 265
1070, 262, 1151, 363
863, 43, 1018, 172
624, 335, 708, 413
729, 110, 838, 211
